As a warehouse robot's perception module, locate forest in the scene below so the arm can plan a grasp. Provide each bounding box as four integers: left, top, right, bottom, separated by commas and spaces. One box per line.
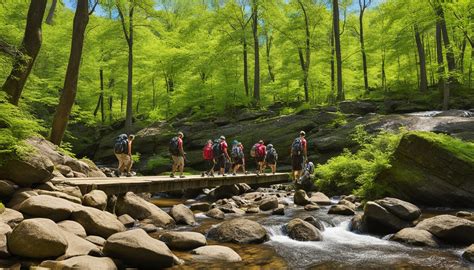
0, 0, 472, 150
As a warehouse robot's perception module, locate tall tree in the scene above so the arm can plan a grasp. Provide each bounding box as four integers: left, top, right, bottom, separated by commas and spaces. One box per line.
332, 0, 344, 101
436, 22, 449, 110
433, 0, 457, 84
1, 0, 47, 105
414, 24, 428, 92
358, 0, 371, 93
297, 0, 310, 102
50, 0, 89, 145
251, 0, 260, 104
45, 0, 58, 25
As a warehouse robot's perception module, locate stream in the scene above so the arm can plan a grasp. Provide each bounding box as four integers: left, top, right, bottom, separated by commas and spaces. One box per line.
152, 197, 473, 269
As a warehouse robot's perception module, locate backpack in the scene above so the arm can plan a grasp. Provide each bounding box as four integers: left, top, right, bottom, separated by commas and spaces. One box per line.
114, 134, 128, 154
266, 147, 278, 163
231, 145, 244, 159
169, 137, 180, 155
256, 144, 266, 157
212, 140, 222, 157
305, 162, 315, 174
203, 144, 213, 160
291, 138, 303, 156
250, 143, 258, 157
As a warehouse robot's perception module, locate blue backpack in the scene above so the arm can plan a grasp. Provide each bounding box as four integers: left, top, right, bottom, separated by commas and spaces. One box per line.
114, 134, 128, 154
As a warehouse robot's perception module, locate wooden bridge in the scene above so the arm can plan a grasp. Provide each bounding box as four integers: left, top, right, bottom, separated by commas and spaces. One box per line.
54, 173, 291, 195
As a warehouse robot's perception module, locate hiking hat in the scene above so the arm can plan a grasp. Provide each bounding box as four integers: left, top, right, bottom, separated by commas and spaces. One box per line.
232, 140, 238, 145
178, 131, 184, 137
300, 131, 306, 136
267, 144, 273, 148
220, 135, 226, 140
259, 140, 264, 144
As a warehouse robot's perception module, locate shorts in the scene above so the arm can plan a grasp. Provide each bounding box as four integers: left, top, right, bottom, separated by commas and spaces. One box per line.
205, 159, 215, 171
233, 157, 244, 165
266, 159, 276, 166
115, 153, 132, 171
172, 155, 184, 167
292, 155, 304, 171
255, 156, 265, 163
217, 155, 226, 169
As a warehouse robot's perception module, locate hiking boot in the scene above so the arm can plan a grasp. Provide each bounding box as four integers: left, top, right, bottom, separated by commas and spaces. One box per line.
201, 172, 205, 177
232, 173, 236, 176
126, 173, 132, 177
180, 175, 185, 178
170, 173, 175, 178
244, 171, 248, 175
222, 174, 227, 177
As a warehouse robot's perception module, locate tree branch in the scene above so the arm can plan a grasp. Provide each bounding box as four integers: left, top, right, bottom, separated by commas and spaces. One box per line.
0, 39, 20, 58
88, 0, 98, 15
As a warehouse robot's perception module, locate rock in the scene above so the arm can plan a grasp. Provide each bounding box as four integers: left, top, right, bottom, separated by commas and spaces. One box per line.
36, 182, 82, 199
83, 190, 107, 210
18, 195, 75, 222
159, 231, 207, 250
328, 204, 355, 216
415, 214, 474, 245
59, 230, 103, 260
245, 207, 260, 214
259, 196, 279, 211
103, 229, 176, 268
170, 204, 195, 226
339, 101, 377, 115
71, 206, 126, 238
0, 222, 12, 258
0, 151, 54, 187
206, 208, 225, 220
85, 235, 106, 246
79, 158, 107, 178
304, 204, 320, 211
118, 214, 135, 227
7, 218, 67, 259
213, 185, 241, 199
363, 201, 412, 234
272, 205, 285, 215
344, 195, 357, 203
73, 171, 87, 178
456, 211, 472, 218
294, 190, 311, 206
310, 192, 332, 205
208, 218, 268, 244
40, 255, 117, 270
7, 189, 38, 209
116, 192, 175, 228
190, 202, 210, 212
350, 214, 366, 233
36, 190, 82, 204
236, 183, 252, 194
56, 165, 73, 177
375, 132, 474, 207
106, 194, 117, 214
139, 223, 158, 233
375, 197, 421, 221
0, 180, 17, 198
303, 216, 325, 231
462, 244, 474, 263
390, 228, 439, 248
0, 208, 23, 227
57, 220, 87, 238
286, 218, 322, 241
191, 245, 241, 263
338, 199, 356, 210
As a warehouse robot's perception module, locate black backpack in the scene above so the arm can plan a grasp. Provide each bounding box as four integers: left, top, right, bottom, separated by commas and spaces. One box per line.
212, 140, 222, 157
231, 145, 244, 159
266, 147, 278, 163
114, 134, 128, 154
291, 138, 303, 156
169, 137, 180, 155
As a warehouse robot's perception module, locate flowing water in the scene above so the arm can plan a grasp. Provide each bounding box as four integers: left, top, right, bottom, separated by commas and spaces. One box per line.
151, 197, 473, 269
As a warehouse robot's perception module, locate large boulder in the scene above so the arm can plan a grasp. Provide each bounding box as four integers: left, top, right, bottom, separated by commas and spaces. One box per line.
71, 206, 126, 238
169, 204, 195, 225
294, 190, 311, 206
36, 182, 83, 199
57, 220, 87, 238
83, 190, 108, 210
18, 195, 76, 222
415, 214, 474, 245
85, 235, 106, 246
190, 202, 210, 212
191, 245, 241, 263
259, 196, 279, 211
207, 218, 268, 244
0, 222, 11, 258
103, 229, 176, 269
390, 228, 439, 248
58, 230, 103, 260
206, 208, 225, 220
462, 244, 474, 263
40, 255, 117, 270
7, 218, 67, 259
0, 151, 54, 187
375, 132, 474, 207
6, 188, 38, 209
159, 231, 207, 250
339, 101, 377, 115
375, 197, 421, 221
213, 185, 241, 199
116, 192, 175, 228
0, 208, 23, 227
36, 190, 82, 205
328, 204, 355, 216
286, 218, 322, 241
362, 201, 412, 234
310, 192, 332, 205
0, 180, 17, 198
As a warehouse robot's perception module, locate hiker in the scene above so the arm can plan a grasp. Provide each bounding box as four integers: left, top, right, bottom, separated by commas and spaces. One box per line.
114, 134, 135, 177
215, 136, 231, 176
169, 131, 185, 178
251, 140, 266, 175
290, 131, 308, 182
265, 144, 278, 175
202, 139, 215, 177
232, 141, 246, 175
298, 160, 315, 191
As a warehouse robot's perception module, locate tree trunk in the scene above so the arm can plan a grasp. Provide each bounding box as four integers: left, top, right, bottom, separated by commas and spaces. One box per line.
45, 0, 58, 25
382, 48, 386, 92
100, 69, 105, 122
125, 7, 134, 132
1, 0, 47, 105
50, 0, 89, 145
359, 8, 369, 92
332, 0, 344, 101
109, 96, 113, 122
252, 0, 260, 105
152, 77, 156, 109
297, 0, 310, 102
243, 34, 249, 96
330, 27, 335, 102
436, 22, 449, 110
434, 0, 456, 84
264, 31, 275, 82
298, 48, 309, 102
414, 24, 428, 92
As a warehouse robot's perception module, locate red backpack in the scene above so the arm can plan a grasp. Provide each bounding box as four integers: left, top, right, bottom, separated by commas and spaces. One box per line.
256, 144, 266, 157
203, 144, 213, 160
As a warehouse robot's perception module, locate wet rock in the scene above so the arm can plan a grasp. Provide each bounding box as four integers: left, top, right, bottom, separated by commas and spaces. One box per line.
208, 218, 268, 244
159, 231, 207, 250
213, 185, 241, 199
190, 202, 210, 212
415, 214, 474, 245
0, 208, 23, 227
272, 205, 285, 215
245, 207, 260, 214
310, 192, 332, 205
206, 208, 225, 220
191, 245, 241, 263
349, 214, 366, 233
304, 204, 320, 211
59, 230, 103, 260
462, 244, 474, 263
85, 235, 106, 246
303, 216, 325, 231
71, 206, 126, 238
18, 195, 76, 222
83, 190, 108, 211
139, 223, 158, 233
456, 211, 472, 218
231, 196, 249, 207
343, 195, 357, 203
40, 255, 117, 270
236, 183, 252, 194
338, 199, 356, 210
8, 218, 67, 259
118, 214, 135, 227
294, 190, 311, 206
0, 180, 17, 198
103, 229, 176, 269
259, 196, 279, 211
390, 228, 439, 248
375, 197, 421, 221
328, 204, 355, 216
0, 222, 12, 258
170, 204, 196, 226
286, 218, 322, 241
363, 201, 412, 234
57, 220, 87, 238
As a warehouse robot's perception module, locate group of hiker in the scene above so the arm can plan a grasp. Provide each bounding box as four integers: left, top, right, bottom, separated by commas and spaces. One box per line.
114, 130, 314, 184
